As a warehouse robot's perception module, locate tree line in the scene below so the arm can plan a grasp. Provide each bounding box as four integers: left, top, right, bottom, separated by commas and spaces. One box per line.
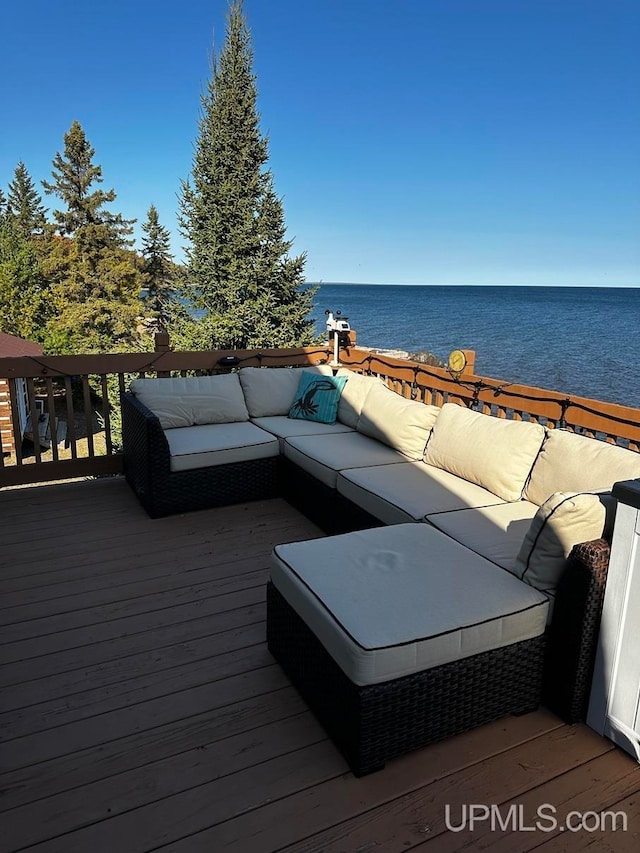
0, 0, 317, 356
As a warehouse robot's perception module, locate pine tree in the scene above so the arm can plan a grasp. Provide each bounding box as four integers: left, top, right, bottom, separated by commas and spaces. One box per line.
7, 162, 48, 236
0, 188, 7, 221
41, 120, 142, 353
141, 204, 175, 326
179, 0, 316, 350
0, 215, 49, 341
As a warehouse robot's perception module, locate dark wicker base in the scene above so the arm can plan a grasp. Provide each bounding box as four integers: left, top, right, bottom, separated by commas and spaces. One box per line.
144, 456, 281, 518
543, 538, 611, 722
280, 456, 383, 535
267, 582, 545, 776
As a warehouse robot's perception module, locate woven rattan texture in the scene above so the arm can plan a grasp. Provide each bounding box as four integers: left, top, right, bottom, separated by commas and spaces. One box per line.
267, 581, 545, 776
544, 537, 611, 722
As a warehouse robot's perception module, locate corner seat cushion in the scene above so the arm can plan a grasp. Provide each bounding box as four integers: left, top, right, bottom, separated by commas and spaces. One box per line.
270, 523, 549, 686
337, 461, 508, 526
524, 428, 640, 506
426, 501, 539, 572
131, 373, 249, 429
251, 416, 354, 450
239, 365, 333, 418
283, 432, 406, 489
166, 422, 279, 472
424, 403, 546, 502
357, 382, 440, 459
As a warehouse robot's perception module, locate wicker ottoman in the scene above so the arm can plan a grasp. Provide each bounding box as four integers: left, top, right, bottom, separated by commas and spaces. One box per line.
267, 523, 549, 776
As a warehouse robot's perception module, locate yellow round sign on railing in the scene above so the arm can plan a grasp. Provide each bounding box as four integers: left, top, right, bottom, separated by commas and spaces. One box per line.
448, 349, 467, 376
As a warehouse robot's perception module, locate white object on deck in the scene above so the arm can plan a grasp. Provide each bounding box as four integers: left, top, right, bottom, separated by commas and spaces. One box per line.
587, 480, 640, 763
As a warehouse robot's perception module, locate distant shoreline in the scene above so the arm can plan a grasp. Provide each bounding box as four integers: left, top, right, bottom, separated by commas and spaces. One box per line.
306, 282, 639, 289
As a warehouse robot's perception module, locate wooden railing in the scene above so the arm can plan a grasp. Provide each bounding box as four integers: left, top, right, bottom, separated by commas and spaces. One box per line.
1, 336, 639, 488
0, 339, 334, 487
342, 347, 640, 451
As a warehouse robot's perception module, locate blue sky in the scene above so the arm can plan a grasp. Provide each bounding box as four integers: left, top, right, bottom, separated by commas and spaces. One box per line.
1, 0, 638, 286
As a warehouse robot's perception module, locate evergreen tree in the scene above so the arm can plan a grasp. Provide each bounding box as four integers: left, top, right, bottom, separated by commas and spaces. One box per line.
0, 215, 49, 341
141, 204, 175, 326
41, 120, 142, 353
179, 0, 316, 350
7, 162, 48, 236
0, 188, 7, 221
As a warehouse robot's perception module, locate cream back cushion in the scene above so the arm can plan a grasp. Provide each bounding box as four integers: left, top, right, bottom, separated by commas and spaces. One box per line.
335, 368, 384, 428
239, 365, 333, 417
524, 428, 640, 506
515, 491, 612, 593
131, 374, 249, 429
358, 382, 440, 460
424, 403, 546, 502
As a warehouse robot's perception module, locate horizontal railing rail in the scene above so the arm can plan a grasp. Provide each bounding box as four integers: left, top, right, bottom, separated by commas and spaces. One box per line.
341, 347, 640, 450
1, 335, 639, 489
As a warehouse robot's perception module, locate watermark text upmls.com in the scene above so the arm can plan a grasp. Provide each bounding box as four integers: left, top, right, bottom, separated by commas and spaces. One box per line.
445, 803, 628, 834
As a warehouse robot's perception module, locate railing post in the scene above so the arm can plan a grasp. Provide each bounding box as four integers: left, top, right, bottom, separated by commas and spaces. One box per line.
154, 331, 171, 378
461, 349, 476, 375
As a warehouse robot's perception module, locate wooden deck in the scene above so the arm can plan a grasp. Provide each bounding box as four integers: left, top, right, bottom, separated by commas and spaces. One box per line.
1, 478, 639, 852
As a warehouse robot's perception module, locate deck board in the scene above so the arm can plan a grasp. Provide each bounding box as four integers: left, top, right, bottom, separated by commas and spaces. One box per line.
1, 477, 639, 852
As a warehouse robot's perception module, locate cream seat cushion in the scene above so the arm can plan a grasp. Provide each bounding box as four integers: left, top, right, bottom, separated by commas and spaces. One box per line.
251, 416, 354, 450
166, 422, 279, 472
426, 501, 539, 572
283, 432, 406, 489
271, 524, 549, 686
524, 429, 640, 506
425, 403, 546, 502
239, 365, 333, 418
337, 461, 507, 526
131, 374, 249, 429
357, 382, 440, 460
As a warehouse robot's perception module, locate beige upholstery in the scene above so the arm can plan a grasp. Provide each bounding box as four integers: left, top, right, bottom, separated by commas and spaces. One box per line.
524, 428, 640, 506
239, 365, 333, 418
515, 491, 612, 592
283, 432, 405, 488
426, 500, 539, 572
166, 422, 279, 472
271, 523, 548, 686
337, 461, 507, 525
251, 416, 353, 450
131, 374, 249, 429
425, 403, 546, 502
335, 368, 383, 429
357, 382, 440, 460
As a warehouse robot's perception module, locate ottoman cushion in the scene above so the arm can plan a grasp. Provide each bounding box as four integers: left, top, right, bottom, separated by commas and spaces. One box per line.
271, 523, 549, 686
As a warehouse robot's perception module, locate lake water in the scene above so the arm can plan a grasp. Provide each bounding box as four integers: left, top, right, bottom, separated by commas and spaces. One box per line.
310, 284, 640, 408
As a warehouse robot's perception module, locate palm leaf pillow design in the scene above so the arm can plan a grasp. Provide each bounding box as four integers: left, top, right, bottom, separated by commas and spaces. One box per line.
288, 371, 348, 424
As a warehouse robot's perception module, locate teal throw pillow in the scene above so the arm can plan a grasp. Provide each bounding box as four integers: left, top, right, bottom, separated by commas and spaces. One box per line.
288, 371, 348, 424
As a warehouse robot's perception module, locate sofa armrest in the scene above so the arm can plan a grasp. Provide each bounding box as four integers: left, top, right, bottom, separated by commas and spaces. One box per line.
543, 537, 610, 723
122, 392, 171, 514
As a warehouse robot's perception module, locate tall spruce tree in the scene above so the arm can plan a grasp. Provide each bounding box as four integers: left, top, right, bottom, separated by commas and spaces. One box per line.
141, 204, 175, 325
0, 213, 48, 341
41, 120, 142, 353
179, 0, 316, 350
7, 162, 48, 236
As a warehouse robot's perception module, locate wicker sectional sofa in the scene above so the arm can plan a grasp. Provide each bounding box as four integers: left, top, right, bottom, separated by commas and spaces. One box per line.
122, 365, 640, 775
